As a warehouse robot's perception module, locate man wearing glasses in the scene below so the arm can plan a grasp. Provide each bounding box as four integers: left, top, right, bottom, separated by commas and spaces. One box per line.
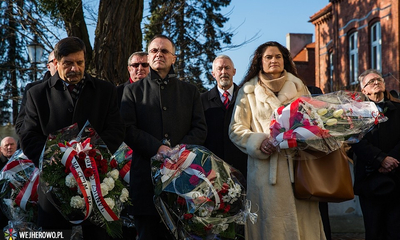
120, 34, 207, 240
352, 69, 400, 240
117, 51, 149, 107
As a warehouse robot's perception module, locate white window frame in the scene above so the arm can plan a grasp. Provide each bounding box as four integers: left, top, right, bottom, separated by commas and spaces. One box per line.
371, 22, 382, 71
329, 51, 334, 92
349, 32, 358, 85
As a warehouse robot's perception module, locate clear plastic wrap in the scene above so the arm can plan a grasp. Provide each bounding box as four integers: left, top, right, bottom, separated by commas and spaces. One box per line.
0, 149, 39, 224
151, 144, 257, 240
269, 91, 387, 156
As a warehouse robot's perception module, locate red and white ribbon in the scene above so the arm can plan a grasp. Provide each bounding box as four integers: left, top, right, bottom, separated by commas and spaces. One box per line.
120, 160, 131, 184
59, 138, 118, 223
271, 98, 328, 149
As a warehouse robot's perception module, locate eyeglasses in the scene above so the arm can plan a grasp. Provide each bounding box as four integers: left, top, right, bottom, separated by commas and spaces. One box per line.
363, 77, 384, 89
129, 62, 149, 68
149, 48, 175, 55
47, 59, 55, 64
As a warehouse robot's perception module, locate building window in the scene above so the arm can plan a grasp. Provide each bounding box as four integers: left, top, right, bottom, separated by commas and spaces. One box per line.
329, 51, 334, 92
349, 32, 358, 85
371, 22, 381, 71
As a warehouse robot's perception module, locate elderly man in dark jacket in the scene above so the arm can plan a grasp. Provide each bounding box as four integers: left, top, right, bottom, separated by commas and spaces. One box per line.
351, 69, 400, 240
201, 55, 247, 181
18, 37, 125, 240
120, 34, 207, 240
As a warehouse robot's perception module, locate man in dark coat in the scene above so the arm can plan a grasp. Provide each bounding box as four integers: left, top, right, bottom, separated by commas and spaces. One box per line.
351, 69, 400, 240
201, 55, 247, 181
120, 34, 207, 240
201, 55, 247, 240
18, 37, 125, 240
15, 51, 57, 136
116, 51, 149, 108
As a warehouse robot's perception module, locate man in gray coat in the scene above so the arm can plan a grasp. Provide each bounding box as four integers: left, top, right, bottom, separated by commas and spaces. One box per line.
120, 34, 207, 240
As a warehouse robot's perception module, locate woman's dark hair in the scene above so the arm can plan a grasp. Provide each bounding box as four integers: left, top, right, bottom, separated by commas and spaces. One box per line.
54, 37, 86, 61
240, 41, 299, 87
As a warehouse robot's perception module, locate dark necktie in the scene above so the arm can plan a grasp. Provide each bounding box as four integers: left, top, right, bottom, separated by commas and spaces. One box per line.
67, 84, 75, 93
223, 91, 230, 109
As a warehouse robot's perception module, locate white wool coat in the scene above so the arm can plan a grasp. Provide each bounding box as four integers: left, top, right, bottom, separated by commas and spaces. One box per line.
229, 73, 326, 240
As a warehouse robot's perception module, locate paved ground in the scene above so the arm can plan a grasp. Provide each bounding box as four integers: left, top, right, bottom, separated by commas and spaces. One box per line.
332, 232, 365, 240
330, 215, 365, 240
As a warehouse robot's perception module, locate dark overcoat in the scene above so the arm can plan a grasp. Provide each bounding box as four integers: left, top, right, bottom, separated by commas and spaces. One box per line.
201, 84, 248, 180
120, 69, 207, 215
352, 94, 400, 195
18, 72, 125, 165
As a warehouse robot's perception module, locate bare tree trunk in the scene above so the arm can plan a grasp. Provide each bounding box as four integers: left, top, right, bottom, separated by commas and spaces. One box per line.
92, 0, 144, 85
58, 0, 93, 67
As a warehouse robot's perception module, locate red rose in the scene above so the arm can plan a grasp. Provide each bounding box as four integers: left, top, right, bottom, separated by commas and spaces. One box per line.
84, 168, 94, 177
110, 159, 118, 169
78, 152, 86, 160
183, 213, 193, 220
224, 205, 231, 213
177, 197, 186, 206
88, 149, 97, 158
204, 224, 213, 231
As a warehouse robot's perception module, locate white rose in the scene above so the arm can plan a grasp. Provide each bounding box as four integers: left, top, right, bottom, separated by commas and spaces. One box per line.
100, 183, 110, 196
107, 169, 119, 180
103, 177, 115, 190
104, 197, 115, 209
119, 188, 129, 203
70, 196, 85, 209
65, 173, 77, 188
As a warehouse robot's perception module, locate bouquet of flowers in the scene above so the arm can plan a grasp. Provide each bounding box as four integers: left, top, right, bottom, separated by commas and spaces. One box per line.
151, 144, 257, 240
111, 142, 132, 184
0, 150, 39, 224
40, 121, 129, 238
269, 91, 387, 155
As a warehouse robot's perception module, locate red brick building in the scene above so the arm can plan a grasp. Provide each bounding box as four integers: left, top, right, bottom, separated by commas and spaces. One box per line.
309, 0, 399, 93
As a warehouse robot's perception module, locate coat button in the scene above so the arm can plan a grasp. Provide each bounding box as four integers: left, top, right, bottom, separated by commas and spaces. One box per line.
164, 133, 169, 138
68, 108, 73, 112
163, 106, 167, 110
161, 86, 165, 90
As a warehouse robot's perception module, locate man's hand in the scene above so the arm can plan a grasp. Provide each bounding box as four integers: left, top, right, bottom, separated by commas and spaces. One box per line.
157, 145, 171, 156
380, 156, 399, 172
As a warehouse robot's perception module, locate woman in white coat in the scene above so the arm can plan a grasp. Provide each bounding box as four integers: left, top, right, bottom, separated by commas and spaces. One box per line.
229, 41, 326, 240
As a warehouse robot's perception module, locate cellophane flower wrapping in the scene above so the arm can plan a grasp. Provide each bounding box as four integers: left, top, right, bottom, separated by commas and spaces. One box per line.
269, 91, 387, 156
110, 142, 135, 228
40, 121, 130, 238
0, 150, 40, 231
151, 144, 257, 240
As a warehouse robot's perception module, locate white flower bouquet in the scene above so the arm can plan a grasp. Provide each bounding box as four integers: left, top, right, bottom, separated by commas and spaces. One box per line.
151, 144, 257, 240
269, 91, 387, 155
40, 121, 129, 238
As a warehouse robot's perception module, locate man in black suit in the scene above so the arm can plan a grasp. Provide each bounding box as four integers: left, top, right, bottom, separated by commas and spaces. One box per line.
18, 37, 125, 240
201, 55, 247, 181
116, 51, 149, 108
352, 69, 400, 240
120, 34, 207, 240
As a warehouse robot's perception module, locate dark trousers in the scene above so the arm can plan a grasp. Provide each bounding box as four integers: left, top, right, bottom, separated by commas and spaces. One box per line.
134, 215, 173, 240
359, 194, 400, 240
319, 202, 332, 240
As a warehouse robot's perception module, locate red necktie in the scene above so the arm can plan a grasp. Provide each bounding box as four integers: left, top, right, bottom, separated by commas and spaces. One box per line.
223, 91, 230, 109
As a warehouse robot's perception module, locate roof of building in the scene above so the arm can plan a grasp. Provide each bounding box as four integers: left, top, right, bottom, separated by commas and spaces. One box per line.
293, 42, 315, 62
